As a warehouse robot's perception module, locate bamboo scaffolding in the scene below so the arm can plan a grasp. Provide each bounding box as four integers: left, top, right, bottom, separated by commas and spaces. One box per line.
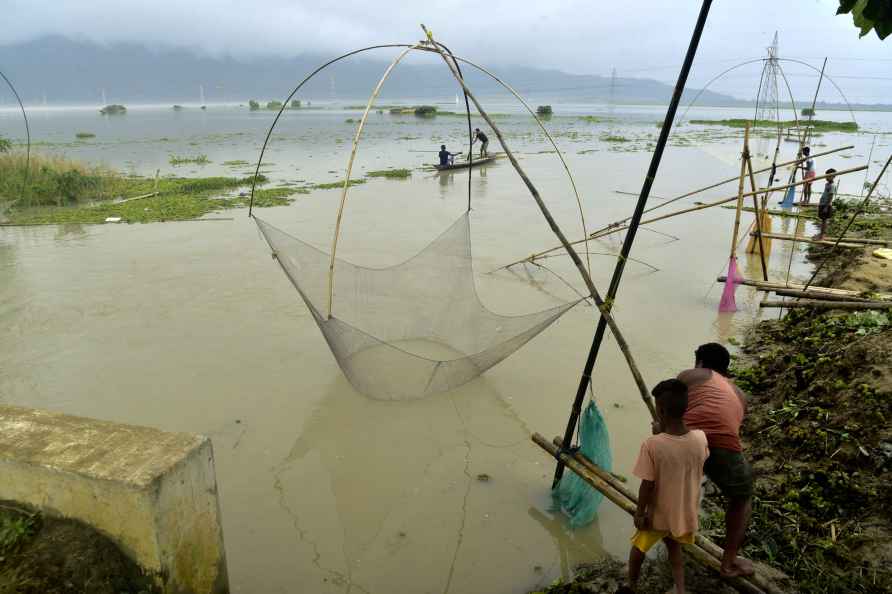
533, 434, 785, 594
496, 164, 867, 272
751, 232, 890, 246
727, 125, 751, 262
744, 141, 769, 280
761, 299, 892, 310
586, 144, 853, 238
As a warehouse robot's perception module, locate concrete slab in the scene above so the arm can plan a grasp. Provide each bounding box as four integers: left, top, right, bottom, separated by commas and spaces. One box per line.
0, 404, 229, 594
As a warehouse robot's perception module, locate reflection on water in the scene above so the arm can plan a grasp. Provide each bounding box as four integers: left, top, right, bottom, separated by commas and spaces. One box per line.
0, 103, 874, 593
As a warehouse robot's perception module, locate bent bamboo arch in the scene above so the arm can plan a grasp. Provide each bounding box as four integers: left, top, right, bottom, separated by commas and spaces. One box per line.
0, 69, 31, 209
248, 43, 593, 319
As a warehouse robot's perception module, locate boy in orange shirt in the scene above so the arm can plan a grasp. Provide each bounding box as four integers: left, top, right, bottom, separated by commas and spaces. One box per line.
617, 379, 709, 594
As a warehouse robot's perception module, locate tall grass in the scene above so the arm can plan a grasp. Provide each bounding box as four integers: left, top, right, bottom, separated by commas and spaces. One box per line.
0, 151, 127, 207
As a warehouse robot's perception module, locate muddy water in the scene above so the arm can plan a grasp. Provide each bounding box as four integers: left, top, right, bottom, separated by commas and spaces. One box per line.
0, 105, 880, 593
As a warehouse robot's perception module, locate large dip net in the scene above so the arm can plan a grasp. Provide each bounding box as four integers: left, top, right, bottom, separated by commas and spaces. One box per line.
255, 213, 580, 400
249, 41, 590, 400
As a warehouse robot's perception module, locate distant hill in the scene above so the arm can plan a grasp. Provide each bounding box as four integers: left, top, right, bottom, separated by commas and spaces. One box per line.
1, 37, 889, 111
0, 36, 745, 107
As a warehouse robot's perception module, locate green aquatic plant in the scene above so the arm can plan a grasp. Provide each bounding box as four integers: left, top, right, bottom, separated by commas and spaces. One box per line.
169, 154, 210, 166
601, 134, 630, 142
75, 131, 96, 140
0, 135, 11, 152
414, 105, 437, 117
249, 100, 260, 111
291, 99, 302, 109
690, 118, 858, 132
222, 160, 250, 167
266, 100, 283, 110
310, 179, 366, 190
536, 105, 553, 117
366, 168, 411, 179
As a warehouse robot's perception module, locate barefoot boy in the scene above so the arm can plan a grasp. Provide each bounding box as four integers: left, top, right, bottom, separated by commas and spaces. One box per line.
619, 379, 709, 594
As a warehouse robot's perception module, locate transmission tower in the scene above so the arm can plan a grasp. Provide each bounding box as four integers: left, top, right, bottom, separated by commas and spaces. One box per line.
752, 32, 782, 163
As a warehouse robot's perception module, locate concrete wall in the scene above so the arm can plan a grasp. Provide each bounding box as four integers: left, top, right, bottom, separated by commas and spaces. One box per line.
0, 405, 229, 594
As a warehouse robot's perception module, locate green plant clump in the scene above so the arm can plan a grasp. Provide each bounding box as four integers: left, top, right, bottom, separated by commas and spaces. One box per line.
414, 105, 437, 117
0, 135, 12, 152
99, 104, 126, 115
75, 132, 96, 140
802, 107, 816, 117
366, 168, 411, 179
169, 154, 210, 166
536, 105, 553, 116
311, 179, 366, 190
266, 100, 283, 110
291, 99, 302, 108
601, 134, 630, 143
249, 100, 260, 111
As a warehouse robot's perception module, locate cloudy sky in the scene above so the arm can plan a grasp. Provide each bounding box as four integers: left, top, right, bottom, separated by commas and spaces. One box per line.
4, 0, 891, 102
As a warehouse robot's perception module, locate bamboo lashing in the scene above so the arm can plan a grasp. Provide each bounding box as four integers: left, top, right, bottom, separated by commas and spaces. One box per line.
421, 28, 658, 418
497, 163, 868, 271
761, 300, 892, 310
532, 434, 785, 594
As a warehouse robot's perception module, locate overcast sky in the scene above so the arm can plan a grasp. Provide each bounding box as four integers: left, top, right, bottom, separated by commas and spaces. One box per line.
4, 0, 891, 102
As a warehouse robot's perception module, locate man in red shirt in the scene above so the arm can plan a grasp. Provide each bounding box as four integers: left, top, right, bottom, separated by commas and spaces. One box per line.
677, 342, 753, 578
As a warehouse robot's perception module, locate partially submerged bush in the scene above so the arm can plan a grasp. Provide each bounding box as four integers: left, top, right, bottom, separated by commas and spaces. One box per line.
414, 105, 437, 117
249, 100, 260, 111
291, 99, 302, 109
266, 100, 283, 110
99, 104, 126, 115
536, 105, 553, 116
75, 132, 96, 139
0, 135, 11, 152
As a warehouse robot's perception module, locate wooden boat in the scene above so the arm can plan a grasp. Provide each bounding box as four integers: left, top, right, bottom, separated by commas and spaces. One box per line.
435, 156, 496, 171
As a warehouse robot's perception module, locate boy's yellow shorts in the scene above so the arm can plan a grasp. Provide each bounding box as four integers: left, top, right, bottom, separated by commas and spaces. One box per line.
631, 530, 695, 553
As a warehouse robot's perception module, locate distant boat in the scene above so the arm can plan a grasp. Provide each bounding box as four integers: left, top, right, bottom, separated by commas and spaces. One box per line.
435, 156, 496, 171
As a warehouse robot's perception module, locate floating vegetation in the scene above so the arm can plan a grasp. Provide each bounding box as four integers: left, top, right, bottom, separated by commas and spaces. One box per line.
169, 154, 210, 166
579, 115, 605, 123
249, 100, 260, 111
536, 105, 553, 117
690, 118, 858, 132
310, 179, 366, 190
251, 186, 309, 206
222, 160, 250, 167
99, 104, 126, 116
345, 118, 356, 123
75, 132, 95, 140
600, 134, 630, 143
266, 101, 283, 110
366, 168, 411, 179
802, 107, 816, 117
291, 99, 302, 109
414, 105, 437, 117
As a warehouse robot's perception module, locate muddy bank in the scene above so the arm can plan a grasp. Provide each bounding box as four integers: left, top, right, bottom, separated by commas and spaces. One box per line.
0, 502, 158, 594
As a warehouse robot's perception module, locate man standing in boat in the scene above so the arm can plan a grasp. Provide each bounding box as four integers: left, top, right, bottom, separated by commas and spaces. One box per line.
438, 145, 457, 167
674, 343, 754, 578
472, 128, 489, 158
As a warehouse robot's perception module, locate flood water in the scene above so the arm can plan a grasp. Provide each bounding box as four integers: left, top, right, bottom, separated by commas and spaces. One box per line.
1, 101, 889, 593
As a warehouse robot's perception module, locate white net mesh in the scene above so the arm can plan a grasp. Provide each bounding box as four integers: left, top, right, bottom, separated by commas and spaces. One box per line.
255, 213, 580, 399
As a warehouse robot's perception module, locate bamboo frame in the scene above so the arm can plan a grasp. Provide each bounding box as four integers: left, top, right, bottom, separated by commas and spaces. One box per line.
728, 125, 751, 259
771, 289, 874, 302
496, 163, 868, 271
744, 140, 769, 280
749, 232, 863, 249
752, 232, 890, 246
422, 27, 656, 416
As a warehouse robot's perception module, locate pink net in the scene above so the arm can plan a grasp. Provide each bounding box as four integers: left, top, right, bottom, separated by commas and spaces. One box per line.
718, 257, 742, 313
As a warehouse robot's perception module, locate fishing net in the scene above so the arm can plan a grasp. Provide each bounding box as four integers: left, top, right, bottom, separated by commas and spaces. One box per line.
255, 213, 582, 400
551, 400, 612, 528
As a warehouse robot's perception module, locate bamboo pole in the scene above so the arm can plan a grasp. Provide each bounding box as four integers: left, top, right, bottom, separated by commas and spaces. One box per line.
751, 232, 890, 246
326, 45, 420, 318
533, 434, 776, 594
715, 275, 876, 297
761, 300, 892, 310
748, 232, 862, 249
728, 125, 751, 259
420, 28, 656, 418
496, 163, 867, 271
744, 145, 769, 280
772, 289, 874, 302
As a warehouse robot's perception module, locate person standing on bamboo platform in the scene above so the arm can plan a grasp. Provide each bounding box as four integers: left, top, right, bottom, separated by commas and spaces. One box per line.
801, 147, 816, 204
472, 128, 489, 158
618, 379, 709, 594
675, 342, 754, 578
816, 168, 838, 240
